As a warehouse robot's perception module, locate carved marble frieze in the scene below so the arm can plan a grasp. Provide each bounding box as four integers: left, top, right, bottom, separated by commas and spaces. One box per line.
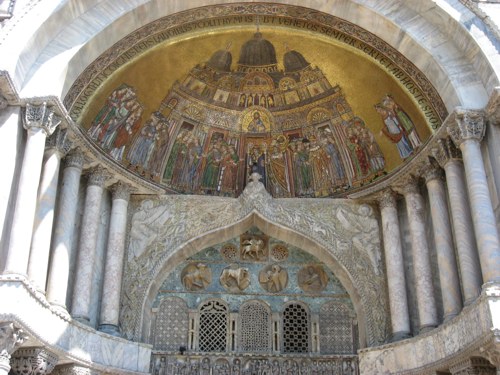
120, 174, 389, 346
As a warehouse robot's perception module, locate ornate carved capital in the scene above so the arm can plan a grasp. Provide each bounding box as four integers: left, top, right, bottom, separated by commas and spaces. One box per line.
0, 322, 27, 367
50, 364, 99, 375
397, 175, 420, 196
10, 347, 58, 375
111, 181, 132, 201
24, 102, 61, 136
421, 162, 444, 184
449, 357, 496, 374
86, 166, 108, 187
64, 149, 85, 170
447, 109, 486, 147
432, 137, 462, 168
46, 128, 72, 156
378, 189, 397, 210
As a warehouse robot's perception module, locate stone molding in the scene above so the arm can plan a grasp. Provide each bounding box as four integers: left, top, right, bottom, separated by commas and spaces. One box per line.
0, 321, 27, 370
10, 347, 58, 375
46, 128, 72, 157
0, 275, 151, 374
432, 137, 462, 167
448, 109, 486, 147
23, 102, 61, 137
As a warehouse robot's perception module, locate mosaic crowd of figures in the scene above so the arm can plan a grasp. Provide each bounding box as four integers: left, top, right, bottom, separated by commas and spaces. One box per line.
151, 354, 359, 375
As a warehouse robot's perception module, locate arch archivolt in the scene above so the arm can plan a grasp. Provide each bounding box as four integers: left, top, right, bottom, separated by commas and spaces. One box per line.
121, 178, 389, 348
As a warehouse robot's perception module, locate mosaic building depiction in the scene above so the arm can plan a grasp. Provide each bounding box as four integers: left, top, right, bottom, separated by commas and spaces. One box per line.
1, 2, 500, 375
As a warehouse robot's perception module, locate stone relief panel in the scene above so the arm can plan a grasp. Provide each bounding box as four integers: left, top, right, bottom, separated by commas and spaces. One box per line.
220, 265, 250, 292
121, 177, 389, 346
258, 264, 288, 293
298, 264, 329, 292
181, 263, 212, 291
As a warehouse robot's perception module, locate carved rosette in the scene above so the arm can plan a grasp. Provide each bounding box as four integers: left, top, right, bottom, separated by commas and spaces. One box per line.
51, 364, 99, 375
447, 109, 486, 147
24, 102, 61, 136
64, 149, 85, 170
0, 322, 28, 370
46, 128, 72, 156
86, 166, 108, 187
377, 189, 397, 209
9, 347, 58, 375
111, 181, 132, 201
432, 137, 462, 168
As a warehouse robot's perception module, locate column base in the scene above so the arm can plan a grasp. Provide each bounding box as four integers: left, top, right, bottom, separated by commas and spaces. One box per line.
98, 324, 121, 337
390, 331, 412, 342
419, 324, 437, 334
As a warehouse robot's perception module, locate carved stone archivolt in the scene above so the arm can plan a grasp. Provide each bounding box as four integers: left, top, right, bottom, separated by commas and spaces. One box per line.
259, 264, 288, 293
298, 264, 329, 292
219, 264, 250, 292
181, 263, 212, 291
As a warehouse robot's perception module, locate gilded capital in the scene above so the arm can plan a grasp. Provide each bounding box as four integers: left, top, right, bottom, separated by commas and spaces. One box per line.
432, 137, 462, 167
46, 128, 72, 156
24, 102, 61, 136
378, 189, 397, 210
87, 166, 108, 187
111, 181, 132, 201
447, 109, 485, 147
10, 347, 58, 375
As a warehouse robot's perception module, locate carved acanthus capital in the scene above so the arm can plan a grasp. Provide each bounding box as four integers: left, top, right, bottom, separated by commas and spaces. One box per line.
432, 137, 462, 167
377, 189, 397, 210
24, 102, 61, 136
50, 364, 99, 375
447, 109, 486, 147
421, 161, 444, 184
86, 166, 109, 187
46, 128, 72, 156
111, 181, 132, 201
64, 149, 85, 170
10, 347, 58, 375
0, 322, 27, 366
396, 175, 421, 196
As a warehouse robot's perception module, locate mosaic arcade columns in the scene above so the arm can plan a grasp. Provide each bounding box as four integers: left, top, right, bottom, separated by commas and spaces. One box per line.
422, 163, 462, 321
3, 103, 60, 276
378, 189, 411, 341
46, 150, 85, 312
99, 182, 131, 336
448, 110, 500, 284
27, 129, 71, 294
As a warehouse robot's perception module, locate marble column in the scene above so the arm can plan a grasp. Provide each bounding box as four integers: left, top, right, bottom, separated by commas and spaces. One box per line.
433, 138, 482, 305
45, 149, 84, 312
9, 347, 58, 375
99, 181, 131, 336
378, 189, 411, 341
27, 129, 71, 294
3, 103, 61, 276
0, 322, 27, 375
402, 176, 438, 333
422, 162, 462, 320
448, 110, 500, 284
71, 166, 108, 325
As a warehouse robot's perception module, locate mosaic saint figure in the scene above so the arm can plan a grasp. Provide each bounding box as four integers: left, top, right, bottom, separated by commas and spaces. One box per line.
308, 135, 332, 196
347, 131, 370, 177
319, 128, 345, 185
248, 111, 266, 132
375, 104, 413, 159
185, 137, 203, 191
267, 144, 291, 197
219, 144, 239, 196
290, 140, 313, 196
201, 140, 223, 192
248, 146, 267, 188
109, 106, 143, 161
382, 94, 421, 149
359, 126, 385, 173
127, 112, 161, 169
148, 119, 171, 179
163, 130, 189, 182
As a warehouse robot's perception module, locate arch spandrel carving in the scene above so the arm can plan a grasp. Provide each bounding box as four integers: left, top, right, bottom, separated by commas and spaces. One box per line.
121, 177, 389, 347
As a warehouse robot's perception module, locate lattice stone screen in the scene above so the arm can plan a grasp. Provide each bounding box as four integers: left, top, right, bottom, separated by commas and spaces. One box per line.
239, 301, 271, 352
199, 300, 228, 352
319, 301, 354, 354
154, 297, 188, 351
282, 303, 309, 353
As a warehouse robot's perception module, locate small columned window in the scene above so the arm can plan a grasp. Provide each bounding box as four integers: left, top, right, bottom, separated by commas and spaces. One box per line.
319, 301, 356, 354
282, 302, 310, 353
153, 297, 188, 351
198, 300, 228, 352
239, 300, 271, 352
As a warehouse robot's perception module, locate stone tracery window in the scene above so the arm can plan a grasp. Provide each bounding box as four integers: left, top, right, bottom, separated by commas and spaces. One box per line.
282, 302, 310, 353
239, 300, 271, 352
199, 300, 228, 352
319, 301, 355, 354
153, 297, 188, 351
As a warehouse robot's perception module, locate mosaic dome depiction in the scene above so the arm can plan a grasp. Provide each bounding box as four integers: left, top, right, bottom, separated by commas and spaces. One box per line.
72, 18, 443, 198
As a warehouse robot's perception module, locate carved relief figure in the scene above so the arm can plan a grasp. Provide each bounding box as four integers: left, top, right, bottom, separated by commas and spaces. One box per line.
220, 264, 250, 292
181, 263, 212, 291
241, 237, 267, 261
259, 264, 288, 292
298, 264, 329, 292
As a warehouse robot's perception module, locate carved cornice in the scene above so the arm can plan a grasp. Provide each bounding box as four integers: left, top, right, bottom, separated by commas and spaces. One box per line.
448, 109, 486, 147
111, 181, 132, 201
10, 347, 58, 375
432, 137, 462, 167
46, 128, 72, 156
24, 102, 61, 136
86, 166, 109, 187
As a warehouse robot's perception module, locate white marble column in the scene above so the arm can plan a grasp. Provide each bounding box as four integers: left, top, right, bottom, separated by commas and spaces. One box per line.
99, 181, 131, 336
448, 110, 500, 284
0, 322, 27, 375
378, 189, 411, 341
27, 129, 71, 294
71, 166, 108, 325
422, 162, 462, 321
3, 103, 61, 276
402, 176, 438, 333
46, 149, 84, 312
433, 138, 482, 305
